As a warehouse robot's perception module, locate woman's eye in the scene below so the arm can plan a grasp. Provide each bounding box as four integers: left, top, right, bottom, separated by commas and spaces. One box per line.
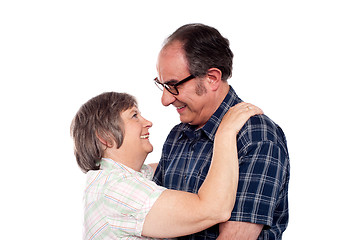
132, 113, 138, 118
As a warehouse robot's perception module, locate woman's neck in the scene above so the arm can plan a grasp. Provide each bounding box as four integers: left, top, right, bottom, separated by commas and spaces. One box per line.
103, 149, 146, 172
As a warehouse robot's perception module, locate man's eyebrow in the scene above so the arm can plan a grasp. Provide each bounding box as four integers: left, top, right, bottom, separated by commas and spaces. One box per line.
164, 79, 179, 85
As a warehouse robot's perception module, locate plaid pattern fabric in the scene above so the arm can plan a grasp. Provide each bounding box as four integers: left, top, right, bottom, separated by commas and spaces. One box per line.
153, 86, 290, 240
83, 158, 165, 240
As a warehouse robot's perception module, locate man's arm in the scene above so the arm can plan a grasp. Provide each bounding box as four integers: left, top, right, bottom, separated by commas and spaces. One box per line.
216, 113, 289, 240
217, 221, 263, 240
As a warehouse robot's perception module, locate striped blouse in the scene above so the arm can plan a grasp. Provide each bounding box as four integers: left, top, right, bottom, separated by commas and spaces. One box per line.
83, 158, 166, 240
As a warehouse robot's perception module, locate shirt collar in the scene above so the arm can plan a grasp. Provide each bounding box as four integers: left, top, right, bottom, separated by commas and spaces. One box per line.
179, 85, 242, 141
100, 158, 151, 177
100, 158, 135, 174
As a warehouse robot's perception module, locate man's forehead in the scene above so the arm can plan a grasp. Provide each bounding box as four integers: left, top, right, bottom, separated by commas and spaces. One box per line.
162, 40, 184, 53
157, 44, 189, 83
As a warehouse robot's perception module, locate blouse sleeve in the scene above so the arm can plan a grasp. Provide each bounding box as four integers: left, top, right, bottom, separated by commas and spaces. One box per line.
103, 174, 166, 238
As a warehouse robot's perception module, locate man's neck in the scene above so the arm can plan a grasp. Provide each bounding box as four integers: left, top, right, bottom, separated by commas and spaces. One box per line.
196, 83, 230, 129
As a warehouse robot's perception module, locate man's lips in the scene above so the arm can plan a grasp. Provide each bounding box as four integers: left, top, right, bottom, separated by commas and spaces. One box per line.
176, 105, 186, 113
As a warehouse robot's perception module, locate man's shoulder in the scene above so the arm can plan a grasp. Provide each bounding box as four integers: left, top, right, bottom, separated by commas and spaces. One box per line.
238, 114, 288, 153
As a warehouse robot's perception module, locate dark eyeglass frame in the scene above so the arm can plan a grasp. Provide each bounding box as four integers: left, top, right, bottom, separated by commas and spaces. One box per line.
154, 74, 195, 95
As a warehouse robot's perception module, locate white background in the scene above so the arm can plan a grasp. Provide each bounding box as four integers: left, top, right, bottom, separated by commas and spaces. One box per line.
1, 0, 338, 239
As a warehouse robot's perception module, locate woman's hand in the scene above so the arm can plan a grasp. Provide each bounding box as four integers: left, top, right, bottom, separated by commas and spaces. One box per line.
217, 102, 263, 136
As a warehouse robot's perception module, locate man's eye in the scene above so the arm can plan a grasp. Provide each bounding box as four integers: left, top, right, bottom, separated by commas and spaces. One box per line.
166, 84, 176, 90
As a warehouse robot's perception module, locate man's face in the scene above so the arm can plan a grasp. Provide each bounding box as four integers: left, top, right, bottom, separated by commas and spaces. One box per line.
156, 41, 211, 128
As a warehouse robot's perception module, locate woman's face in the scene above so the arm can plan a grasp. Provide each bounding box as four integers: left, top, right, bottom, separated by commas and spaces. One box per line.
119, 106, 153, 156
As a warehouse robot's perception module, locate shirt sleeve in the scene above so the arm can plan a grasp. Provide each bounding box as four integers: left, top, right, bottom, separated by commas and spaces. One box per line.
153, 144, 169, 186
230, 140, 288, 228
103, 174, 166, 237
152, 160, 164, 186
153, 124, 180, 186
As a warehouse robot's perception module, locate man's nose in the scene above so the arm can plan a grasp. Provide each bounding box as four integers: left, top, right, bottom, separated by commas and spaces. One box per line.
161, 89, 176, 106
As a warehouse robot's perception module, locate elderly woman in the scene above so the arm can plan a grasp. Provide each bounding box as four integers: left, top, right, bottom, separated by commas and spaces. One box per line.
70, 92, 262, 239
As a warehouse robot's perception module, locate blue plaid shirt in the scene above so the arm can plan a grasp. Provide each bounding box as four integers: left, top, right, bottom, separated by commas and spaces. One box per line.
153, 86, 290, 240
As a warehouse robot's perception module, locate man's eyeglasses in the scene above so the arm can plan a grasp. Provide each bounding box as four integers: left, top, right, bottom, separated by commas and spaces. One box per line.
154, 75, 195, 95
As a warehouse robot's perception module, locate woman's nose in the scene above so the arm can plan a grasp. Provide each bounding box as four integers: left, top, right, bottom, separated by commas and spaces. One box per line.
143, 117, 152, 128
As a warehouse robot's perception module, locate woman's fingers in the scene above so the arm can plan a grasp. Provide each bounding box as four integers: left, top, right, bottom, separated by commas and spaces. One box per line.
218, 102, 263, 135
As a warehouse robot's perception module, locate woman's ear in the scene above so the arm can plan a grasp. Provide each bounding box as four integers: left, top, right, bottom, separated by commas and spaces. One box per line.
96, 131, 114, 149
206, 68, 223, 91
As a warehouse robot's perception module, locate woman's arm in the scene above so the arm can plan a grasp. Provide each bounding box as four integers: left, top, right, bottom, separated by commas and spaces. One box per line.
142, 102, 263, 238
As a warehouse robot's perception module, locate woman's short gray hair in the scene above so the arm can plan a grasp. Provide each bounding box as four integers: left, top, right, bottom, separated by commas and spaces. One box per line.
70, 92, 137, 172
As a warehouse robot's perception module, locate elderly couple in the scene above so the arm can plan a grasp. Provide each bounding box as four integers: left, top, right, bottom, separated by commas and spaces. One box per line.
71, 24, 290, 240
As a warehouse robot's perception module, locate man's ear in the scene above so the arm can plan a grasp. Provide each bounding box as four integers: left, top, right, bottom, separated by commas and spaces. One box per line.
206, 68, 223, 91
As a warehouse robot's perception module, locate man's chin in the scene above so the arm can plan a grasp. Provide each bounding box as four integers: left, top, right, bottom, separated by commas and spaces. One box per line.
180, 116, 205, 128
179, 116, 191, 124
180, 116, 196, 125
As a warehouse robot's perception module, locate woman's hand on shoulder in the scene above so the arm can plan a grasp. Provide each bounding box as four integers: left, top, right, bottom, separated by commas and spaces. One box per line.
217, 102, 263, 136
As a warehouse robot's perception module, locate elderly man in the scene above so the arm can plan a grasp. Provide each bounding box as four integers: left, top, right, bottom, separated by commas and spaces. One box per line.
153, 23, 290, 240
